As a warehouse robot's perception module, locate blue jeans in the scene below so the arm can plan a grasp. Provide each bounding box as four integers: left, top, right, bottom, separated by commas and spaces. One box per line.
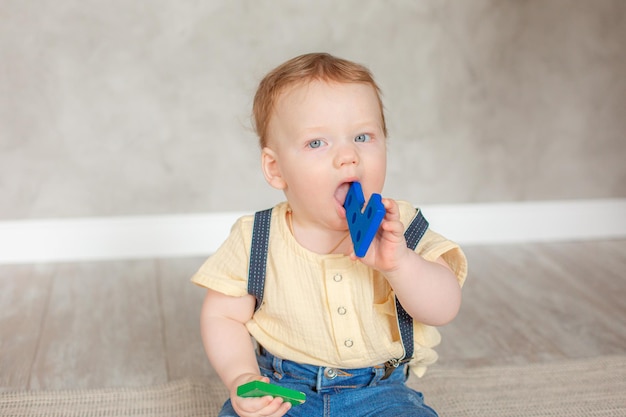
218, 349, 438, 417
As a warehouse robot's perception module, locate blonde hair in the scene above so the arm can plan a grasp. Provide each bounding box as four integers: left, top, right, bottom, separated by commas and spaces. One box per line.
253, 52, 387, 148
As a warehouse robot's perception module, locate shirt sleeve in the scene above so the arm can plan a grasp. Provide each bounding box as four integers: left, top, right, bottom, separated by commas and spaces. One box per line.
416, 228, 468, 288
399, 202, 468, 288
190, 216, 253, 297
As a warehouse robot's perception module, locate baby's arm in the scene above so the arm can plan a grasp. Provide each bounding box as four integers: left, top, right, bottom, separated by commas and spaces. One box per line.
355, 198, 462, 326
200, 289, 292, 417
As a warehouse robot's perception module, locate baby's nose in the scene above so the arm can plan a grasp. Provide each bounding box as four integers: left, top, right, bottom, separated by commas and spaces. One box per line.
334, 143, 359, 167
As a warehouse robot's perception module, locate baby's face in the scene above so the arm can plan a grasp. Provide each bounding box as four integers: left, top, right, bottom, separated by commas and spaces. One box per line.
264, 80, 387, 231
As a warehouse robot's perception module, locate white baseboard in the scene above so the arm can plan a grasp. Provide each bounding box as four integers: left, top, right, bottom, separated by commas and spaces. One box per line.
1, 199, 624, 264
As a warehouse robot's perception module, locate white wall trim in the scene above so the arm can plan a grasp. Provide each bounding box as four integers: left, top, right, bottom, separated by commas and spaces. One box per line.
1, 199, 625, 264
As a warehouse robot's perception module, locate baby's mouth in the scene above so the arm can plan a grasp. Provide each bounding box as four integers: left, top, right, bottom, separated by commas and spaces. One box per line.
334, 182, 352, 206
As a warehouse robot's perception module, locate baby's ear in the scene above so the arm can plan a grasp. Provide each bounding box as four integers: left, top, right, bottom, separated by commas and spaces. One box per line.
261, 147, 287, 190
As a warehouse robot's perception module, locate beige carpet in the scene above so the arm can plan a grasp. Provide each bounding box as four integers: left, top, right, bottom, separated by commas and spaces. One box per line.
1, 356, 624, 417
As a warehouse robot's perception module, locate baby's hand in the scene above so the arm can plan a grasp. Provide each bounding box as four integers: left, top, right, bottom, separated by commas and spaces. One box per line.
231, 374, 292, 417
351, 198, 410, 274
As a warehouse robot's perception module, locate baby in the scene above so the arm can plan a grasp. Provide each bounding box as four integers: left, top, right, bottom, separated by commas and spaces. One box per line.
192, 52, 467, 417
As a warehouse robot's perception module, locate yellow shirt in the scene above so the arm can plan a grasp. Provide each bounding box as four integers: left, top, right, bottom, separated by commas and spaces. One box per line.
192, 201, 467, 377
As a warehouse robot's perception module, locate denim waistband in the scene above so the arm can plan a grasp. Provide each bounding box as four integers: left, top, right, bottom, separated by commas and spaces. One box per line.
256, 347, 408, 394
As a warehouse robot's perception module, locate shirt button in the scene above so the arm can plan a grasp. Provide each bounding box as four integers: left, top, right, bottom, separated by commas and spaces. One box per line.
344, 339, 354, 348
324, 367, 337, 379
333, 274, 343, 282
337, 306, 347, 315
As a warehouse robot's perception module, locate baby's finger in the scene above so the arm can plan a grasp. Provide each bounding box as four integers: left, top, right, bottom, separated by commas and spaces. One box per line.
235, 395, 273, 414
382, 198, 400, 220
260, 396, 292, 416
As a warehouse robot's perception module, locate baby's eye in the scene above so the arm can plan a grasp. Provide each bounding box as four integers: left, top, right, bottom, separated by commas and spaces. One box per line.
355, 133, 371, 143
307, 139, 326, 149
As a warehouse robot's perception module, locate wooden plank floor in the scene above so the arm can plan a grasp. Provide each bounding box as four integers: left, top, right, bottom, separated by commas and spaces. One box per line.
1, 240, 625, 391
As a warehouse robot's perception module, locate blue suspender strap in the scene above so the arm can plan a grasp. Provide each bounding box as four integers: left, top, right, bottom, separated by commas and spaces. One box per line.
396, 209, 429, 362
404, 209, 429, 252
248, 208, 273, 312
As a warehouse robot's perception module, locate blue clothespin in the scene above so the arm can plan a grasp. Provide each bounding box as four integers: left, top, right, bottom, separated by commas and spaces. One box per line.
343, 182, 385, 257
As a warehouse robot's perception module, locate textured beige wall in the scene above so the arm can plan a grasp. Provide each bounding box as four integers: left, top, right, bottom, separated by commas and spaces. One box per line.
1, 0, 625, 220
